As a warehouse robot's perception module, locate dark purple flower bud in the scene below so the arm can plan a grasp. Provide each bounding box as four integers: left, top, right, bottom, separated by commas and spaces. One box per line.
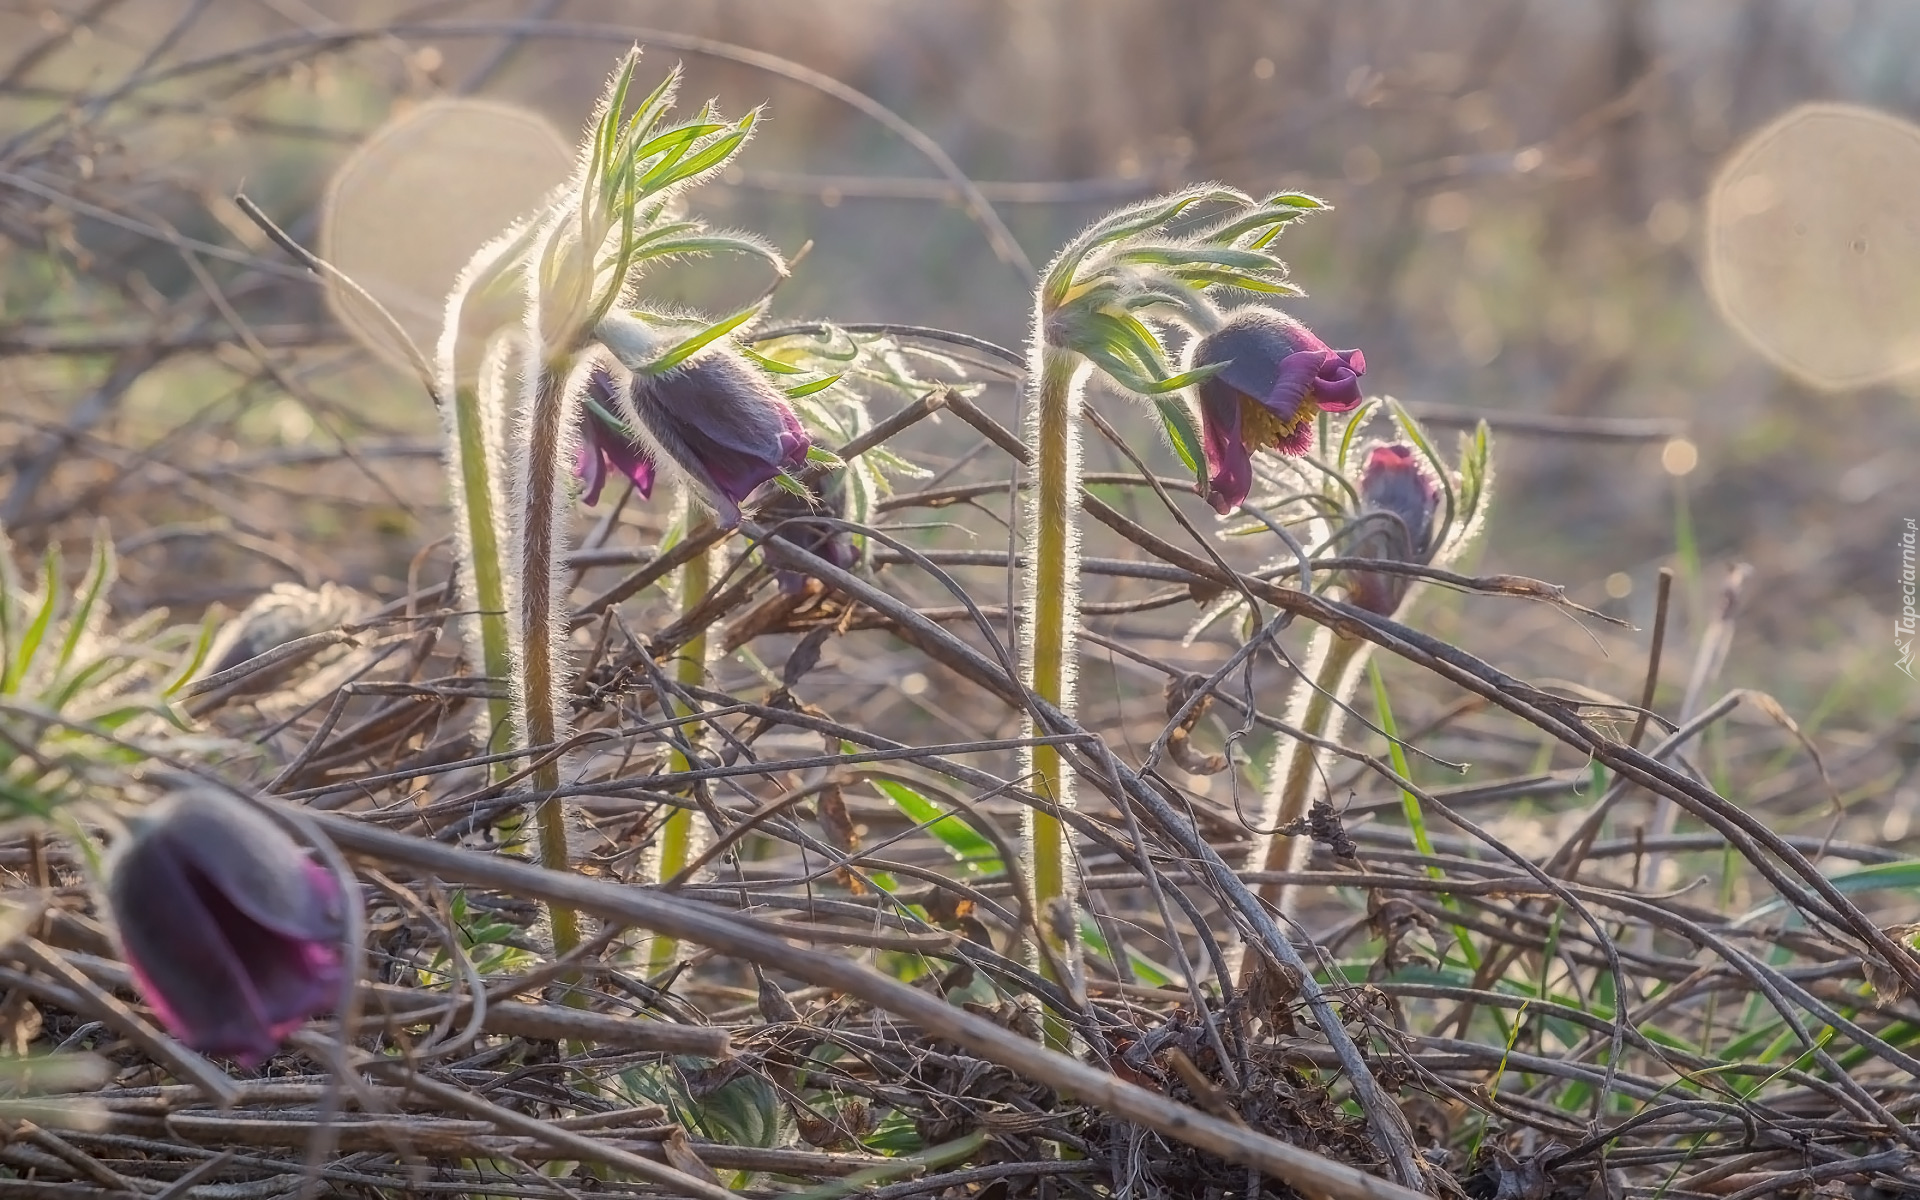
762, 475, 859, 594
1190, 307, 1366, 515
107, 787, 346, 1066
577, 369, 658, 507
1345, 443, 1442, 616
616, 351, 812, 527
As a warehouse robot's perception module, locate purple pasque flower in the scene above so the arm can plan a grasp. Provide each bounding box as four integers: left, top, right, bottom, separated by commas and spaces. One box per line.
107, 786, 345, 1066
612, 348, 812, 527
1345, 443, 1442, 616
578, 368, 658, 507
1190, 307, 1366, 514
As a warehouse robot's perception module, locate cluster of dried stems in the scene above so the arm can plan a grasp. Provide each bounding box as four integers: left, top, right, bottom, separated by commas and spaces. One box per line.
2, 8, 1917, 1200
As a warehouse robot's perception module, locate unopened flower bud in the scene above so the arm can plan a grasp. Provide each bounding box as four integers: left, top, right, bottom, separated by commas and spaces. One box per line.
106, 786, 346, 1066
1345, 443, 1441, 615
1189, 307, 1366, 514
600, 344, 812, 527
762, 474, 859, 594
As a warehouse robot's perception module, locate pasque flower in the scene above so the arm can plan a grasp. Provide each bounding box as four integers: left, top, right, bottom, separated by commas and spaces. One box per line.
577, 368, 658, 506
595, 341, 812, 527
1189, 307, 1366, 514
106, 786, 346, 1066
1345, 443, 1441, 615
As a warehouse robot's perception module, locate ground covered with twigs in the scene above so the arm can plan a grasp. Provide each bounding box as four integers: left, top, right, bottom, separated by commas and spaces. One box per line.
4, 7, 1920, 1200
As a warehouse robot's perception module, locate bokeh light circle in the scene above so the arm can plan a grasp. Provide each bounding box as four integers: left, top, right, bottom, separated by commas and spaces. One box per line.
320, 98, 572, 372
1706, 103, 1920, 391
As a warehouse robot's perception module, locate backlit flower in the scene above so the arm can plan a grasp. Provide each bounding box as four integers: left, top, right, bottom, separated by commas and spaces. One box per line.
106, 786, 346, 1066
1345, 443, 1441, 615
604, 349, 812, 527
1190, 307, 1366, 514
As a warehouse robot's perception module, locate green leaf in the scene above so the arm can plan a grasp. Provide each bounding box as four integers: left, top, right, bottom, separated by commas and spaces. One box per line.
1336, 399, 1381, 472
55, 535, 113, 677
740, 345, 808, 375
6, 545, 61, 694
872, 778, 1001, 874
630, 304, 761, 376
1154, 396, 1204, 480
1043, 186, 1251, 309
1114, 245, 1286, 272
1386, 397, 1456, 542
1168, 267, 1300, 295
784, 372, 845, 399
1201, 207, 1311, 247
630, 234, 785, 278
1078, 915, 1174, 986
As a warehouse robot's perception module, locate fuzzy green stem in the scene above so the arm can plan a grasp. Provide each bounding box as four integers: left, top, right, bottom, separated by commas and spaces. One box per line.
648, 546, 710, 972
1026, 344, 1084, 1047
522, 363, 582, 958
451, 386, 516, 781
1257, 628, 1370, 915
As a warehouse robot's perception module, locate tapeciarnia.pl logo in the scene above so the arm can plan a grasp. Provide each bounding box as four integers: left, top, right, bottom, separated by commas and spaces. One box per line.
1901, 518, 1917, 679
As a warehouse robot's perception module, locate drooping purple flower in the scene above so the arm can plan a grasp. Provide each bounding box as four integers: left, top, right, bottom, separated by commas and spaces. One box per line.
577, 369, 658, 507
107, 786, 346, 1066
1345, 443, 1442, 616
1189, 307, 1366, 514
607, 350, 812, 527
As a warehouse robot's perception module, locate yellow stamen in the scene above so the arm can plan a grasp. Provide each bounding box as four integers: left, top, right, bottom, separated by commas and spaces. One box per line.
1239, 392, 1316, 452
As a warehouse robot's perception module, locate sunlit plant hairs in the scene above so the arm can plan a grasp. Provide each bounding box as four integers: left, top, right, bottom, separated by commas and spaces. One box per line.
435, 51, 787, 953
1015, 185, 1334, 1032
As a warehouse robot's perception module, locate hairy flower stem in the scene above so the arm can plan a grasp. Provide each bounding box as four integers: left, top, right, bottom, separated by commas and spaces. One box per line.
1257, 628, 1371, 916
648, 547, 710, 972
521, 363, 583, 958
1024, 344, 1088, 1044
450, 386, 516, 780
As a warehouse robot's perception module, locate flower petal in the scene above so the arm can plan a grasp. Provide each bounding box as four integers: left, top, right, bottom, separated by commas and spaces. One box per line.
627, 350, 813, 527
1196, 378, 1255, 515
576, 442, 610, 507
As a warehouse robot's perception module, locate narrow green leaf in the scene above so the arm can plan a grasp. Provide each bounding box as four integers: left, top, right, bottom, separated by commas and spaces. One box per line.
55, 535, 112, 676
1077, 915, 1175, 987
631, 305, 761, 376
1337, 400, 1380, 472
1154, 397, 1204, 480
1387, 397, 1457, 543
740, 346, 809, 375
784, 373, 844, 399
6, 546, 61, 693
1167, 266, 1299, 294
872, 778, 1001, 873
1371, 659, 1481, 972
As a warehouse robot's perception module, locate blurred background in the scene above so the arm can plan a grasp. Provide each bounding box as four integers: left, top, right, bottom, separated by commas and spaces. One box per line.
3, 0, 1917, 808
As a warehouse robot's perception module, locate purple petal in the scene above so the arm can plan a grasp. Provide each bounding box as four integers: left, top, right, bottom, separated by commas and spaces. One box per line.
1309, 348, 1367, 411
1259, 350, 1332, 422
576, 373, 657, 508
576, 441, 610, 507
1196, 378, 1254, 515
597, 428, 657, 500
628, 350, 813, 527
